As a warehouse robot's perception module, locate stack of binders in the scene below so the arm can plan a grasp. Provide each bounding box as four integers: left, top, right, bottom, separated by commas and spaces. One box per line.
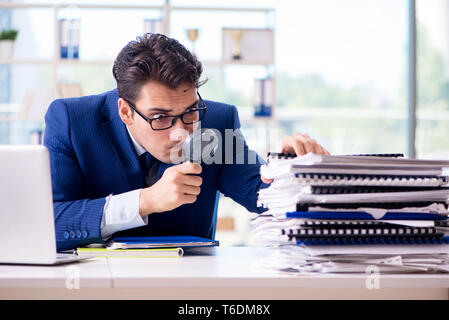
252, 153, 449, 273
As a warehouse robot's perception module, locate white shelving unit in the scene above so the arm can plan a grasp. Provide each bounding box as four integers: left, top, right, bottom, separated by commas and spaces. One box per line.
0, 0, 278, 147
0, 1, 276, 245
0, 1, 276, 99
0, 1, 279, 171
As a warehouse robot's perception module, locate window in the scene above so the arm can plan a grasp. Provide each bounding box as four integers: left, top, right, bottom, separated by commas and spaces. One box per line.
274, 0, 408, 156
416, 0, 449, 159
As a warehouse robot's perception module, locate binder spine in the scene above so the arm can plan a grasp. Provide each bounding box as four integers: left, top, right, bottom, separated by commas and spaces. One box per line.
282, 223, 449, 245
286, 211, 448, 221
296, 201, 448, 211
267, 152, 405, 160
292, 220, 433, 228
346, 153, 404, 158
292, 236, 449, 246
307, 186, 441, 194
267, 152, 296, 160
292, 173, 448, 187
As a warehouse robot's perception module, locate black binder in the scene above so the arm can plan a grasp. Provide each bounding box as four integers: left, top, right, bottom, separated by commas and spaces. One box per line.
296, 201, 448, 211
267, 152, 405, 160
293, 173, 449, 187
303, 185, 443, 194
281, 221, 449, 246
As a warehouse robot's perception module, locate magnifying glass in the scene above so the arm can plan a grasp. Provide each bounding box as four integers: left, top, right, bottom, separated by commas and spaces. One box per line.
182, 128, 219, 163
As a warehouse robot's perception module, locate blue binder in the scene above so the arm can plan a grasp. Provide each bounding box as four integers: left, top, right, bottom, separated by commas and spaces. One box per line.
109, 235, 219, 249
286, 211, 448, 221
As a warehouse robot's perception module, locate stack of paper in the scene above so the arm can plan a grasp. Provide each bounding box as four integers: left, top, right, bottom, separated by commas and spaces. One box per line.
253, 153, 449, 274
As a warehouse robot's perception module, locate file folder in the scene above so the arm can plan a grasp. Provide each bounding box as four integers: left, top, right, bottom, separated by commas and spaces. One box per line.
108, 235, 219, 250
77, 247, 183, 258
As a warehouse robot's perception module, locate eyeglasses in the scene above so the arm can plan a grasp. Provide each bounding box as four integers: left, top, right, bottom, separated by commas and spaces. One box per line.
125, 92, 207, 131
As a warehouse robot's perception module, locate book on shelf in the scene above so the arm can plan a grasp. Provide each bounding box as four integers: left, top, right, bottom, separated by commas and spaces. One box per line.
59, 18, 80, 59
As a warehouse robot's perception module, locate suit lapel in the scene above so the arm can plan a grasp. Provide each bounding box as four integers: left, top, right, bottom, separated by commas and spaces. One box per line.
100, 90, 146, 190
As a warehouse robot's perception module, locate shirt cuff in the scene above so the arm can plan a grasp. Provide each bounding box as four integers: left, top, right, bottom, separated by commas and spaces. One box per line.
100, 189, 147, 240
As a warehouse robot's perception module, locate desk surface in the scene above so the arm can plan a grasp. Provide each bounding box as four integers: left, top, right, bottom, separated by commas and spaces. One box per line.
1, 247, 449, 299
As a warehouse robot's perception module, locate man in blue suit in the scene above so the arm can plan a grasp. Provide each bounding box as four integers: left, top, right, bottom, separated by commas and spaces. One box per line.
44, 33, 329, 251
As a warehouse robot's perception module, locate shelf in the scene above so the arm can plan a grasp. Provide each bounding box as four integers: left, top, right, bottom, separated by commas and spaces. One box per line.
0, 3, 274, 13
0, 59, 115, 65
0, 116, 44, 122
0, 3, 163, 10
240, 116, 277, 124
0, 59, 53, 65
0, 59, 272, 67
203, 60, 274, 67
171, 6, 274, 13
58, 59, 114, 66
57, 59, 273, 67
0, 103, 21, 113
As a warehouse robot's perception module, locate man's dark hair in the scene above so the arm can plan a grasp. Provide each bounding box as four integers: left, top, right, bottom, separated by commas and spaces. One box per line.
112, 33, 204, 104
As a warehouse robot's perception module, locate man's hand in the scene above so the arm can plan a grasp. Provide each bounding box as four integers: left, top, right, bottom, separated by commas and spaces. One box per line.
261, 132, 330, 184
281, 132, 330, 156
139, 162, 202, 217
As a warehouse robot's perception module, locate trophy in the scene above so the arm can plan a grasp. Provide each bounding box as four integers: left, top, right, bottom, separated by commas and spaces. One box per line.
186, 28, 199, 54
231, 29, 242, 60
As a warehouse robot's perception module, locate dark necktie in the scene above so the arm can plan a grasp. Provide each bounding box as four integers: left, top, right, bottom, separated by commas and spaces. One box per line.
139, 152, 160, 187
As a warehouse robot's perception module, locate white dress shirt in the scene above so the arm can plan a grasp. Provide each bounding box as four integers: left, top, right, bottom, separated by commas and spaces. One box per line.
100, 126, 149, 239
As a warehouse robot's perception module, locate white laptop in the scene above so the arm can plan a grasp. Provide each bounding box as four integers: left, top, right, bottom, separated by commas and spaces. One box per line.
0, 145, 89, 265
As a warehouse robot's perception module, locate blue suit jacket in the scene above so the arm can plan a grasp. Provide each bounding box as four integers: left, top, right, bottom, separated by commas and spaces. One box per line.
44, 89, 268, 251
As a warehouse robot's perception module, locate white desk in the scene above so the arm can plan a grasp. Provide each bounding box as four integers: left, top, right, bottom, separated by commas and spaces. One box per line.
1, 247, 448, 300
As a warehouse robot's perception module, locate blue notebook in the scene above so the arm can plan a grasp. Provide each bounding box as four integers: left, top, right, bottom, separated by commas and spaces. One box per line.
108, 235, 219, 250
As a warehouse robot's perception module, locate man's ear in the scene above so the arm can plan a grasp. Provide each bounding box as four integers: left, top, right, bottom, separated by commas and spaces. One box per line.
118, 98, 134, 125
